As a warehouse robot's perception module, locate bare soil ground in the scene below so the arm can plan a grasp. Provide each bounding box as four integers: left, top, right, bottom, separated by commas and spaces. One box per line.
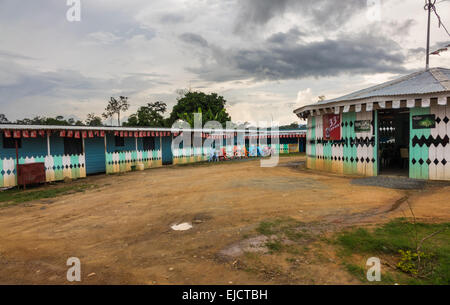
0, 155, 448, 284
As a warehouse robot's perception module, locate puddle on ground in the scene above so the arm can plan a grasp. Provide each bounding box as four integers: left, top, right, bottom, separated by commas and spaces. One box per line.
171, 222, 193, 231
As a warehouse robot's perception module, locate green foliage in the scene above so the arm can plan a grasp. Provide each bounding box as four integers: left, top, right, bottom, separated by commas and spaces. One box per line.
167, 91, 231, 127
0, 113, 9, 124
279, 122, 300, 130
85, 113, 103, 126
256, 218, 306, 242
397, 249, 433, 275
124, 101, 167, 127
14, 115, 84, 126
336, 219, 450, 285
266, 240, 283, 253
0, 184, 95, 207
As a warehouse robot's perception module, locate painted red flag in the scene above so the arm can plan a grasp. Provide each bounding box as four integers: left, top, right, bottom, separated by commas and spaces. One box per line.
22, 130, 29, 138
13, 130, 21, 138
30, 130, 37, 138
75, 131, 80, 138
67, 131, 73, 138
88, 131, 94, 138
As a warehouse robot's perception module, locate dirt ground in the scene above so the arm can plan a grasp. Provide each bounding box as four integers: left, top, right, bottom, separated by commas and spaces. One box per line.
0, 155, 449, 284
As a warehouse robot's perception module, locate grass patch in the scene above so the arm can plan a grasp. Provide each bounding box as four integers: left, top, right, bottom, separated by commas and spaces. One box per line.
256, 217, 306, 242
256, 217, 312, 256
266, 240, 283, 253
0, 183, 95, 207
335, 219, 450, 285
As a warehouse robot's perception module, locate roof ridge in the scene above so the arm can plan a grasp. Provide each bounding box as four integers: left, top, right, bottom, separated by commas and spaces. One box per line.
429, 68, 450, 90
319, 70, 424, 104
361, 70, 423, 95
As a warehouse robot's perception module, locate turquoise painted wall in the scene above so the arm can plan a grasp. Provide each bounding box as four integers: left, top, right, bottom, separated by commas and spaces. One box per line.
0, 133, 47, 159
409, 107, 430, 179
84, 137, 106, 174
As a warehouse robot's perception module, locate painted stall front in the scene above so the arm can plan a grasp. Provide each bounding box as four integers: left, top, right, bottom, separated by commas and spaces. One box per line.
0, 125, 306, 187
294, 67, 450, 180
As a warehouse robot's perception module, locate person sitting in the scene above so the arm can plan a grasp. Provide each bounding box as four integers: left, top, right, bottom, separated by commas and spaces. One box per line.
208, 147, 215, 162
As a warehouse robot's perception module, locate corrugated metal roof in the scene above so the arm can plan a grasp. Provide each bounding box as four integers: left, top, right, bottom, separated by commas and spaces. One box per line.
0, 124, 306, 135
314, 67, 450, 105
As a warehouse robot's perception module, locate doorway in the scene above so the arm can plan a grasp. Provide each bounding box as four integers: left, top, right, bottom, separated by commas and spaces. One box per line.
378, 108, 410, 176
161, 136, 173, 165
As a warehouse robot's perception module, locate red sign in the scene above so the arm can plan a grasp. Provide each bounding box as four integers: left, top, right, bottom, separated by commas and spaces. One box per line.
323, 114, 341, 140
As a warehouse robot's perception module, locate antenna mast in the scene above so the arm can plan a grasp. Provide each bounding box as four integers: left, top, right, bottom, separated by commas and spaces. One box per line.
425, 0, 432, 70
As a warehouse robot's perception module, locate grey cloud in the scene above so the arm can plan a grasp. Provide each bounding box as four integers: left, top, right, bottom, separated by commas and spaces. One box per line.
183, 30, 409, 82
160, 13, 186, 24
179, 33, 209, 48
0, 60, 166, 104
267, 28, 305, 45
234, 0, 369, 33
387, 19, 417, 36
408, 40, 450, 57
0, 50, 37, 61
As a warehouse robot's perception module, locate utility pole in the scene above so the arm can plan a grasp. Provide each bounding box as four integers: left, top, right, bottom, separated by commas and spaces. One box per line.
426, 0, 432, 70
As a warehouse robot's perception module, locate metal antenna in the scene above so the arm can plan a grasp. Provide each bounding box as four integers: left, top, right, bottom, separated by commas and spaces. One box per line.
426, 0, 432, 70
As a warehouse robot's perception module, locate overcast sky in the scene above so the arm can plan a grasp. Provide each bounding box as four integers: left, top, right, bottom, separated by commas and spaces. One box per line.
0, 0, 449, 125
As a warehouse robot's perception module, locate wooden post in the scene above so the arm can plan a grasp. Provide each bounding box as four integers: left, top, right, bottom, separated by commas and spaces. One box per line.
15, 138, 19, 189
82, 136, 85, 155
46, 133, 51, 156
104, 133, 107, 172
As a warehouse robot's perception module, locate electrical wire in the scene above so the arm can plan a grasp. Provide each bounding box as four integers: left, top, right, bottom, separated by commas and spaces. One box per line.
425, 0, 450, 55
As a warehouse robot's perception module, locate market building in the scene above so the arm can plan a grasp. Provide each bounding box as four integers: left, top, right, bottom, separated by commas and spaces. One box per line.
0, 125, 306, 187
294, 67, 450, 180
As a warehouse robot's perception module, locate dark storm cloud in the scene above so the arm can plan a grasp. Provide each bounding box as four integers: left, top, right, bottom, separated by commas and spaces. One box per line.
234, 0, 369, 33
181, 30, 408, 82
267, 28, 305, 45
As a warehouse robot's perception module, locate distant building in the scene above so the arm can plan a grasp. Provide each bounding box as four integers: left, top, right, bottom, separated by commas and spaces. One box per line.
0, 125, 306, 187
294, 67, 450, 180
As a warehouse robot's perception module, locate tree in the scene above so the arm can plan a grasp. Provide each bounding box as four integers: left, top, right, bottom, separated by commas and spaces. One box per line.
85, 113, 103, 126
167, 91, 231, 127
124, 101, 167, 127
103, 96, 129, 126
14, 115, 84, 126
279, 122, 300, 130
0, 114, 9, 124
